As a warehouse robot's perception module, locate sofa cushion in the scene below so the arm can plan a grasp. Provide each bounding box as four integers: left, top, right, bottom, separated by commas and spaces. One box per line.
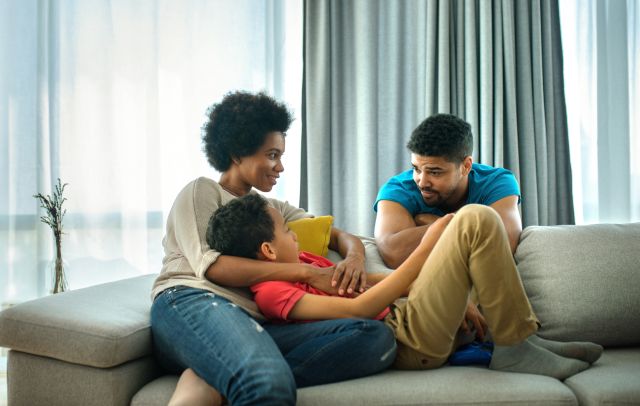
287, 215, 333, 256
297, 367, 577, 405
131, 375, 179, 406
0, 274, 156, 368
564, 348, 640, 405
132, 367, 577, 406
515, 223, 640, 347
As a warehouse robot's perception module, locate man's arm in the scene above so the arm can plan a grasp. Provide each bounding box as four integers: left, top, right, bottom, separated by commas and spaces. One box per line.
374, 200, 431, 268
489, 195, 522, 253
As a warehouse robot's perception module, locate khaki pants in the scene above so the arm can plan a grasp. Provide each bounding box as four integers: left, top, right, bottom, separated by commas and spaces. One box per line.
385, 204, 539, 370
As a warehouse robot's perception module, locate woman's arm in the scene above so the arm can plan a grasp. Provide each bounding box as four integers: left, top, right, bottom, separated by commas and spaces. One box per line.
205, 255, 335, 292
328, 226, 367, 295
289, 214, 454, 320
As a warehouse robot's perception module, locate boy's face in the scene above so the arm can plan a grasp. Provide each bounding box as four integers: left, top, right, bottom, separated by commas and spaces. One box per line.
267, 207, 299, 263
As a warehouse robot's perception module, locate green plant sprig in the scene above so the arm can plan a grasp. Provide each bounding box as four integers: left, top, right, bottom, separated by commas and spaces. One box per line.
33, 178, 68, 237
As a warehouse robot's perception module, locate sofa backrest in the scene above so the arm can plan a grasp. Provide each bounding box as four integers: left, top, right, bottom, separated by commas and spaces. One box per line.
515, 222, 640, 347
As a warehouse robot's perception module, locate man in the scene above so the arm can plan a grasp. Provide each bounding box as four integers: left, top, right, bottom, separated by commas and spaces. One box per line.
374, 114, 522, 268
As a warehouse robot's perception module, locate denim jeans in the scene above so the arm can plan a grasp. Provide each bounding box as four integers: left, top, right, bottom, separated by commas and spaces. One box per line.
151, 286, 396, 405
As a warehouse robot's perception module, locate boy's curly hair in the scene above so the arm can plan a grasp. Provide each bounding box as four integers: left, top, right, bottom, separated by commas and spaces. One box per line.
202, 91, 294, 171
406, 114, 473, 163
206, 194, 275, 259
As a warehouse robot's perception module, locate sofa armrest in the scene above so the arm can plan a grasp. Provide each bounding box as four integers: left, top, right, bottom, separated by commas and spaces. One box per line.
0, 274, 156, 368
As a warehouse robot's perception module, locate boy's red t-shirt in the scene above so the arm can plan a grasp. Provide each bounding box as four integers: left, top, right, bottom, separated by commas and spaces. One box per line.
251, 251, 390, 322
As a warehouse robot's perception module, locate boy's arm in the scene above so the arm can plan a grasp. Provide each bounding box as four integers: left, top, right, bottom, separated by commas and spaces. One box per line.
365, 273, 410, 297
365, 273, 387, 286
289, 214, 454, 320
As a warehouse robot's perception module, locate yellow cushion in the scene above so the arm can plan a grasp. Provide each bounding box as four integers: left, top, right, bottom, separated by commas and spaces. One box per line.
287, 215, 333, 257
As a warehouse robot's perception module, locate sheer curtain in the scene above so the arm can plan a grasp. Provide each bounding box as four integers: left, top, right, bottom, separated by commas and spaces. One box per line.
560, 0, 640, 224
0, 0, 302, 305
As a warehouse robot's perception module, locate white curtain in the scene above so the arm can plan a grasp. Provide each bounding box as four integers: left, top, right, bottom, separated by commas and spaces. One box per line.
0, 0, 302, 305
560, 0, 640, 224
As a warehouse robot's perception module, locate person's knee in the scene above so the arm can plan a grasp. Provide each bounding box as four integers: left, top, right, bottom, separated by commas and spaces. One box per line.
360, 320, 398, 367
457, 204, 501, 229
457, 203, 496, 218
232, 358, 296, 405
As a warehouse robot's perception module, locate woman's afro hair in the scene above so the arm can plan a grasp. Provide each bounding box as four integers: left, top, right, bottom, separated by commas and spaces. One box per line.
202, 91, 294, 171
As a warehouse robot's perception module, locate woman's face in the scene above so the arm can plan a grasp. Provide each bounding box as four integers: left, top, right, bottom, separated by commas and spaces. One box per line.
234, 131, 285, 193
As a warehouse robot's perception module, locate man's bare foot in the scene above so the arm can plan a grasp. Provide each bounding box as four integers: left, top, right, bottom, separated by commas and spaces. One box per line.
168, 368, 224, 406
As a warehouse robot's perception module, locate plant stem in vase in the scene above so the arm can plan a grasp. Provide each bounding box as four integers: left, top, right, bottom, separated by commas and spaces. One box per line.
34, 178, 69, 294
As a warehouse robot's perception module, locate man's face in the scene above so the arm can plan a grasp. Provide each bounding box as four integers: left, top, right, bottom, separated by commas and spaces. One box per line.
411, 153, 469, 209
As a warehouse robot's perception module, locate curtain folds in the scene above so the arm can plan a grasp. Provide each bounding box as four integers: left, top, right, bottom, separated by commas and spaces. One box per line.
303, 0, 574, 236
0, 0, 302, 304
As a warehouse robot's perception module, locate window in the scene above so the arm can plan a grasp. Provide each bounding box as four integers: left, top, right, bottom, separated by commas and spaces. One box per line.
0, 0, 303, 304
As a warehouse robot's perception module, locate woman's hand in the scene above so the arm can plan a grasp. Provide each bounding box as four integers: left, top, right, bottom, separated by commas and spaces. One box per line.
331, 252, 367, 296
461, 301, 487, 341
305, 264, 339, 295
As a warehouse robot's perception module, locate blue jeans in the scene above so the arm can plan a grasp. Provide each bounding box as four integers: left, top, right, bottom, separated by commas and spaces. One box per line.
150, 286, 396, 405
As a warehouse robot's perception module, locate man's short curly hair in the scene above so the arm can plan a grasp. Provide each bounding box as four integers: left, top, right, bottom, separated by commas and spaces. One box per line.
206, 194, 275, 259
406, 114, 473, 163
202, 91, 294, 171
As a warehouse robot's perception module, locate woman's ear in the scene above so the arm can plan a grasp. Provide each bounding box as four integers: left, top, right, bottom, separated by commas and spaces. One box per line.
258, 242, 277, 261
231, 156, 241, 165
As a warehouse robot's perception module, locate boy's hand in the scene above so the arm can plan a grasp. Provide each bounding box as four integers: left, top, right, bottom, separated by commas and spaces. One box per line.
419, 213, 454, 249
332, 253, 367, 296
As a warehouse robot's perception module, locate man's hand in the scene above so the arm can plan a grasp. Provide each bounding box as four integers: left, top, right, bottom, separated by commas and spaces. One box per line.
331, 253, 367, 295
461, 301, 487, 341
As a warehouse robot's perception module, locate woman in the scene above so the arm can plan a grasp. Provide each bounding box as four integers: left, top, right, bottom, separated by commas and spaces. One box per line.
150, 91, 396, 406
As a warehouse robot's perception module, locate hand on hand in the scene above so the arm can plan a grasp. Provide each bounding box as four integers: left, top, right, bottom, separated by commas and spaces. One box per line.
461, 301, 488, 341
306, 264, 339, 295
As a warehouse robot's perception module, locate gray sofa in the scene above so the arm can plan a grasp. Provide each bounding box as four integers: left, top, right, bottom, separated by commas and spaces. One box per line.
1, 223, 639, 405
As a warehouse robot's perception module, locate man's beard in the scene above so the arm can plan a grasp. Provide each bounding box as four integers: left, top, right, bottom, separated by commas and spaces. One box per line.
420, 188, 444, 207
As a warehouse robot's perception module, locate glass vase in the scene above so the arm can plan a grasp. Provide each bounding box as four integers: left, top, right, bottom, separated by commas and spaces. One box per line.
50, 255, 68, 294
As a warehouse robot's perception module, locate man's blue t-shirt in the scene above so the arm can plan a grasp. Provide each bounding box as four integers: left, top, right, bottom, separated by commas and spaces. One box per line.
374, 163, 520, 216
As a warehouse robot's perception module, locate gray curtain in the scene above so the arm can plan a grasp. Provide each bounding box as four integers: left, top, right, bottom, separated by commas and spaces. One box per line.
302, 0, 574, 236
